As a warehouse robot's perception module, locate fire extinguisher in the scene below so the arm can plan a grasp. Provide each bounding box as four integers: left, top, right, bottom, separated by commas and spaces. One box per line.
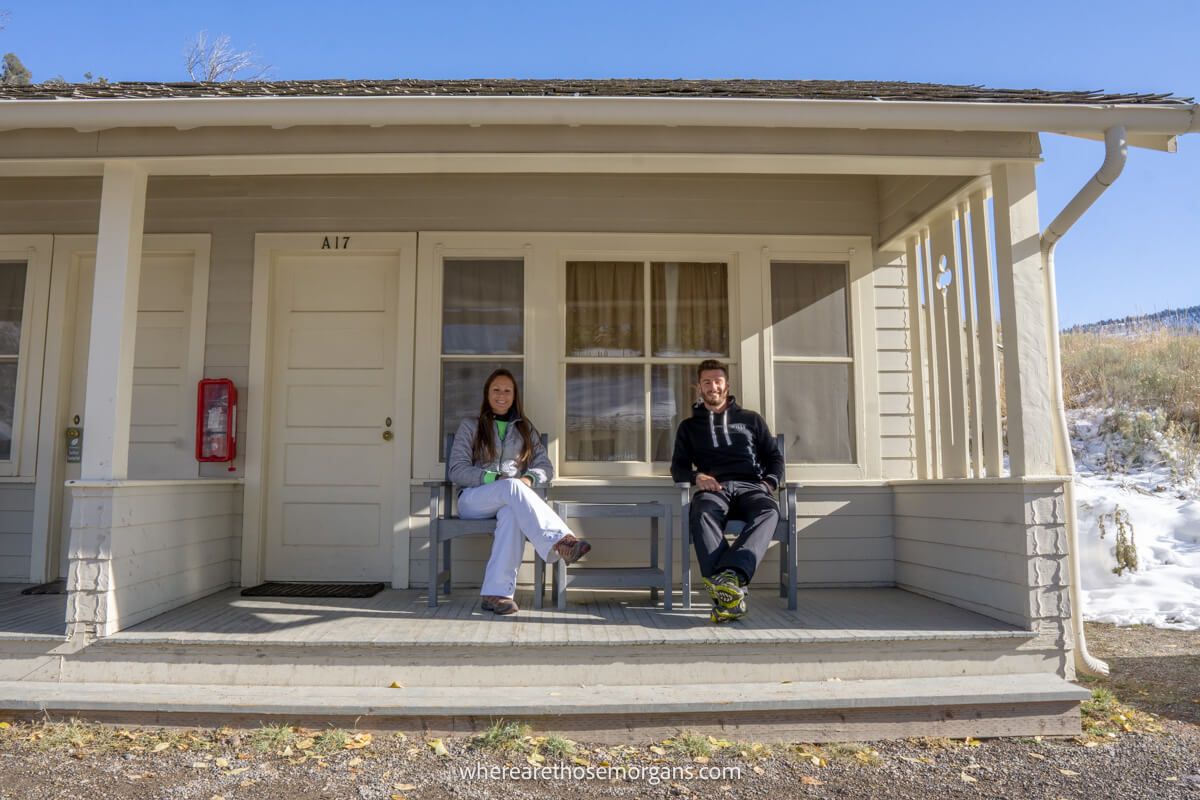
196, 379, 237, 466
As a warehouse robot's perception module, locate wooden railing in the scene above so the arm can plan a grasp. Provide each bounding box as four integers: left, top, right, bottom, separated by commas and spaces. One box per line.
904, 186, 1005, 480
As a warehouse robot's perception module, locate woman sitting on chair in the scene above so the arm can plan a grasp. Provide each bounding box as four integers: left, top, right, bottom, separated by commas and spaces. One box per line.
449, 368, 592, 616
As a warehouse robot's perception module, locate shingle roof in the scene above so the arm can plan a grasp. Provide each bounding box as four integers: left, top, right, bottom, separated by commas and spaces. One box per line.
0, 78, 1191, 104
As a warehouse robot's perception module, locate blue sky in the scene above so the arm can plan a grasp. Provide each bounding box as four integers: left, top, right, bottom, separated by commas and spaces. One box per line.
3, 0, 1197, 326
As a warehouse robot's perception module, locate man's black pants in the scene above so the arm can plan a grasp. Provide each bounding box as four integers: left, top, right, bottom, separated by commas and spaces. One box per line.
689, 480, 780, 583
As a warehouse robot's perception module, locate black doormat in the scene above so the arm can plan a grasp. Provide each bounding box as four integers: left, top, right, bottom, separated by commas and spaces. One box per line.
240, 582, 386, 598
21, 580, 66, 595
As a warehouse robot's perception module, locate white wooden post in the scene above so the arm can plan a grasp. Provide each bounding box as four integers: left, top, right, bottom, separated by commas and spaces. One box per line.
80, 161, 147, 480
991, 163, 1057, 477
968, 190, 1004, 477
904, 237, 930, 479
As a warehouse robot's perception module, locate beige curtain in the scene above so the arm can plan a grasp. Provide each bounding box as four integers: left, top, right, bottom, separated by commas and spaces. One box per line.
442, 258, 524, 355
565, 364, 644, 461
0, 261, 26, 460
770, 261, 848, 357
652, 262, 728, 357
565, 261, 643, 357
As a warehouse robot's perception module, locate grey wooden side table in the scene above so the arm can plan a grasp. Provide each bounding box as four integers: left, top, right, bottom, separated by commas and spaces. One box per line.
539, 501, 673, 610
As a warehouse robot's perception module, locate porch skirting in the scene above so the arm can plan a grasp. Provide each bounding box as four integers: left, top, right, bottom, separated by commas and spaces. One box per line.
65, 480, 242, 638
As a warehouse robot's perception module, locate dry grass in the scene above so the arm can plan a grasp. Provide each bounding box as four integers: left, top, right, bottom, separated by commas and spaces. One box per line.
1061, 330, 1200, 429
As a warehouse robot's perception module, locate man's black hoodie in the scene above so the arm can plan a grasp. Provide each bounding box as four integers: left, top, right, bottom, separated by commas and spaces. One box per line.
670, 396, 785, 490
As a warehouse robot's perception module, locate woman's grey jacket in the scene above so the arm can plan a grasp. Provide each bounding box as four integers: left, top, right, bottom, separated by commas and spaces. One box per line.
448, 417, 554, 488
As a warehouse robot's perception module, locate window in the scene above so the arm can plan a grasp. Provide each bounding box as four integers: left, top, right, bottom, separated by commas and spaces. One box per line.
563, 260, 731, 466
0, 261, 27, 462
438, 258, 524, 454
769, 261, 855, 463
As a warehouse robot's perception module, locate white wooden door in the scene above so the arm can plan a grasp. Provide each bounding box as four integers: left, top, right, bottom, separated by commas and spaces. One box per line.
56, 251, 204, 577
263, 253, 400, 581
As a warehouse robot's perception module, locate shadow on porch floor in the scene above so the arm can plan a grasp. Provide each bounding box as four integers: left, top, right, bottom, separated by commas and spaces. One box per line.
0, 585, 66, 639
108, 587, 1030, 647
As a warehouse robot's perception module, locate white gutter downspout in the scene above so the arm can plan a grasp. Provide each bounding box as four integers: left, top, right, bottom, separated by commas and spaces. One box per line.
1041, 125, 1127, 677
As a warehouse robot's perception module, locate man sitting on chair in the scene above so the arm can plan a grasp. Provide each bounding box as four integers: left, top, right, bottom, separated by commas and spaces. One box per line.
670, 359, 785, 623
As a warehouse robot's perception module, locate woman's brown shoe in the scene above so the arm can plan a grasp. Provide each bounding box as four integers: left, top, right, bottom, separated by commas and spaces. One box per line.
481, 596, 519, 615
554, 536, 592, 566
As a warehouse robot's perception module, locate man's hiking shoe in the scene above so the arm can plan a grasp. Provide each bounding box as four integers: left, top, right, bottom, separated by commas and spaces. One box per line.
709, 599, 747, 623
702, 570, 746, 609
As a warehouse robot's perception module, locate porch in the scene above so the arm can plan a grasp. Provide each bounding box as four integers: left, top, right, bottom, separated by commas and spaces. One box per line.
0, 585, 1088, 741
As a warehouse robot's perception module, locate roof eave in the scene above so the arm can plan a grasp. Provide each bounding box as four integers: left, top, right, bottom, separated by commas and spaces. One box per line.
0, 95, 1197, 143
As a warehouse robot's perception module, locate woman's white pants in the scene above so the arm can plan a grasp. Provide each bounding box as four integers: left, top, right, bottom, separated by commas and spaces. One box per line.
456, 479, 573, 598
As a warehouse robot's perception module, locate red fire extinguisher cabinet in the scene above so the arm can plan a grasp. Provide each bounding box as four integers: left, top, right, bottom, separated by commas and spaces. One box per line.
196, 379, 238, 462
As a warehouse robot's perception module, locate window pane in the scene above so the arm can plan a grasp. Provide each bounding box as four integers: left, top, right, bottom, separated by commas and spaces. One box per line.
442, 258, 523, 355
651, 262, 728, 357
440, 361, 524, 459
0, 262, 27, 357
771, 262, 848, 357
0, 362, 15, 460
774, 363, 854, 463
565, 364, 644, 461
651, 365, 697, 461
565, 261, 643, 357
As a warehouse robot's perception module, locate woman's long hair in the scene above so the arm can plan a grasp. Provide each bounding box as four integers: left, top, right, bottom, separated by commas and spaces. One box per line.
472, 368, 536, 469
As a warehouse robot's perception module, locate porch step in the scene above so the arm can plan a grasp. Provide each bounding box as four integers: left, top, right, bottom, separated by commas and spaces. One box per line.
0, 674, 1090, 742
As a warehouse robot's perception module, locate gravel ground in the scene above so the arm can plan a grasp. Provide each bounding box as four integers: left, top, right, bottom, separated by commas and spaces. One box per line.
1, 623, 1197, 800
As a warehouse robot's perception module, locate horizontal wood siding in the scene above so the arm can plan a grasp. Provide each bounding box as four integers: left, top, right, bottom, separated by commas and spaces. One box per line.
892, 481, 1072, 676
408, 484, 894, 589
66, 482, 243, 636
874, 258, 915, 479
0, 485, 35, 581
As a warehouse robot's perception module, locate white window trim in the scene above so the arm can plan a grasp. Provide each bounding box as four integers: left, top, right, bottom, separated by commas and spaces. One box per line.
0, 236, 52, 480
412, 233, 536, 480
761, 242, 880, 481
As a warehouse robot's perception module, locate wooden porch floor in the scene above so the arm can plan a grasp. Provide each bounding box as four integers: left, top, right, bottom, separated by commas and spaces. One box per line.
110, 587, 1030, 647
0, 585, 67, 639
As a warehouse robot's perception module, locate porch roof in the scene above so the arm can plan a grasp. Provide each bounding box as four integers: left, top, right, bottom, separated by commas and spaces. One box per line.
1, 79, 1196, 153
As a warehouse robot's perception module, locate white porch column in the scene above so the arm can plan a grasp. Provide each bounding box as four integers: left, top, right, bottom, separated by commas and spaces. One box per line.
81, 161, 147, 480
991, 162, 1057, 476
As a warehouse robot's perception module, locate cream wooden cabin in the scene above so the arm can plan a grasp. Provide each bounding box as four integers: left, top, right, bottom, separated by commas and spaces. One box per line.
0, 80, 1195, 740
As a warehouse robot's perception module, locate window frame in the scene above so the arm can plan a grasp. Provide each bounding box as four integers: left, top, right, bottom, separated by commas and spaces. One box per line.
761, 244, 878, 481
412, 234, 535, 480
556, 249, 741, 477
411, 233, 879, 483
0, 236, 52, 480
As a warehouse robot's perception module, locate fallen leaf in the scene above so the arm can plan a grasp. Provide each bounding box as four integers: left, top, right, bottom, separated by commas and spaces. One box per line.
0, 722, 10, 730
210, 796, 225, 800
224, 767, 249, 776
190, 761, 209, 770
428, 738, 449, 757
393, 784, 416, 791
1082, 741, 1099, 748
960, 771, 978, 784
1059, 769, 1081, 777
344, 733, 373, 750
708, 736, 734, 749
214, 757, 230, 768
295, 738, 314, 751
347, 757, 363, 768
570, 757, 591, 767
526, 753, 545, 766
649, 745, 666, 755
389, 681, 404, 689
1028, 752, 1046, 760
800, 776, 823, 786
548, 691, 561, 697
964, 736, 982, 747
693, 756, 710, 764
752, 766, 765, 775
152, 742, 170, 753
392, 796, 407, 800
280, 746, 293, 758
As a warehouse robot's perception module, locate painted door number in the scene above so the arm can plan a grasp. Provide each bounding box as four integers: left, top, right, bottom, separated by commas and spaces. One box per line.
321, 236, 351, 250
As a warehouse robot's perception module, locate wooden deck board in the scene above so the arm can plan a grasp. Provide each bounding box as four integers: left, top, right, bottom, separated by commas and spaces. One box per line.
107, 587, 1030, 648
0, 586, 67, 639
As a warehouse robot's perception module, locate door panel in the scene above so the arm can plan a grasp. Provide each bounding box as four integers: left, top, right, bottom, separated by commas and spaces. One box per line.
264, 253, 399, 581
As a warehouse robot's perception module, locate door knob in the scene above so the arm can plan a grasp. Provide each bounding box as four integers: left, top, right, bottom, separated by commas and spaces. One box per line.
382, 430, 394, 441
